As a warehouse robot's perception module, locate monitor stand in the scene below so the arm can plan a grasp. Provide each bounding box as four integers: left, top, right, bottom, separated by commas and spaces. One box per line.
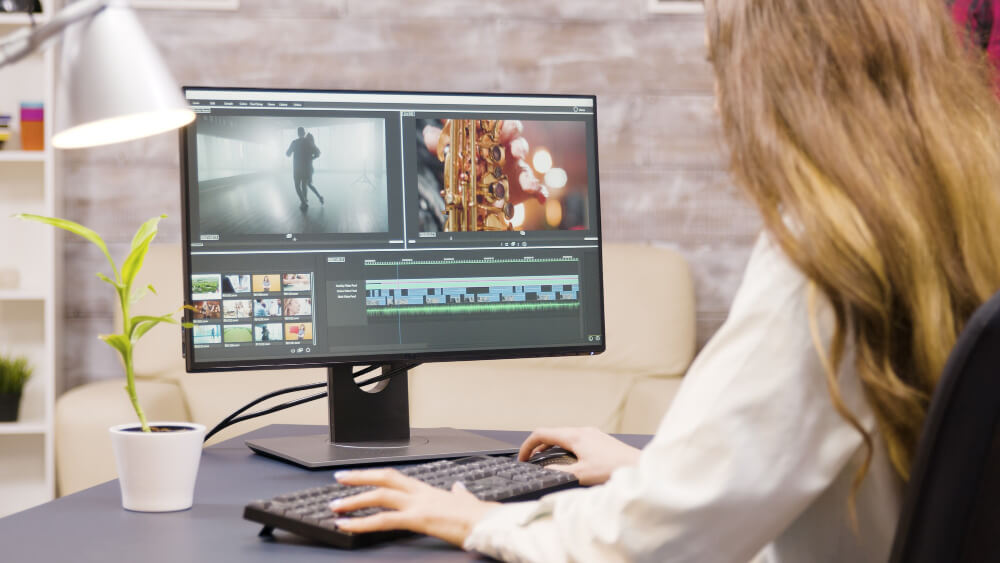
244, 363, 520, 469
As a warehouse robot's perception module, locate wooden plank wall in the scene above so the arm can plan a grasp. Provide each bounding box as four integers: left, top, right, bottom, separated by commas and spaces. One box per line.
59, 0, 762, 390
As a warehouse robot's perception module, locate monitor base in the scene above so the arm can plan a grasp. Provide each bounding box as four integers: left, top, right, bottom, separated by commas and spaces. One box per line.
245, 427, 520, 469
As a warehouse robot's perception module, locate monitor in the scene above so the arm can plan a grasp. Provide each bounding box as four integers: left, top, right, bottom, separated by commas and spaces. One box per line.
179, 87, 605, 468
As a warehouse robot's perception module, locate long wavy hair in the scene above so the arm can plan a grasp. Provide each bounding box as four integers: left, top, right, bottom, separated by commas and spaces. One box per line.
705, 0, 1000, 498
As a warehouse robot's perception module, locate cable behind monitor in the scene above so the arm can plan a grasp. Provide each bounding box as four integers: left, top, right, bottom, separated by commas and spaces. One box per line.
203, 362, 420, 443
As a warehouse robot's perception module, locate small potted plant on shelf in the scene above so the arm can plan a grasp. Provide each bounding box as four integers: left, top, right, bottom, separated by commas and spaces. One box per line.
16, 213, 204, 512
0, 355, 32, 422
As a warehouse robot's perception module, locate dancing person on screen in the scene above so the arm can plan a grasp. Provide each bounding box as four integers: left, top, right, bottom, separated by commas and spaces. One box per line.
325, 0, 1000, 561
286, 127, 321, 209
304, 133, 325, 205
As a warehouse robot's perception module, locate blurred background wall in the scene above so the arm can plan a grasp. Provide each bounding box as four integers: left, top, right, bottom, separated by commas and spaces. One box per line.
59, 0, 761, 389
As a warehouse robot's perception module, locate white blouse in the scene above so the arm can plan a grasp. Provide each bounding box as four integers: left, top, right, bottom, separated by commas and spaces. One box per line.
464, 234, 902, 563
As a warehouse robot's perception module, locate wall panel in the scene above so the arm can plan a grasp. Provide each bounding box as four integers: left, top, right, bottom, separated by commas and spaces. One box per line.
59, 1, 760, 386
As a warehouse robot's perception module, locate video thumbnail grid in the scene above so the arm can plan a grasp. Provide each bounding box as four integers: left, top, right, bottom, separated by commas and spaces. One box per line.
190, 273, 314, 347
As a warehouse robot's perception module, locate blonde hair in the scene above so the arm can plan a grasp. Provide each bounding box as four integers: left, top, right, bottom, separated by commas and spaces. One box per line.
705, 0, 1000, 500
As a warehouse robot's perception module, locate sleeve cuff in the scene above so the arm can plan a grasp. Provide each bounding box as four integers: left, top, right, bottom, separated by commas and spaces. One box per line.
464, 489, 586, 559
464, 500, 549, 548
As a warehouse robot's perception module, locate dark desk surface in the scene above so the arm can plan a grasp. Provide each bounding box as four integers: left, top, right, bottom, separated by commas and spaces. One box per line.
0, 425, 652, 562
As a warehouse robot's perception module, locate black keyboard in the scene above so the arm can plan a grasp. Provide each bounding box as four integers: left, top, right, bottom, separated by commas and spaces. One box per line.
244, 455, 579, 549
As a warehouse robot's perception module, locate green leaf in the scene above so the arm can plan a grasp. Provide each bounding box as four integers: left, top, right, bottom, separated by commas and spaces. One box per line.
129, 287, 149, 306
95, 271, 123, 289
16, 213, 118, 280
130, 215, 165, 252
120, 231, 156, 292
147, 284, 158, 296
0, 355, 32, 394
130, 313, 179, 342
131, 320, 163, 343
98, 333, 130, 359
131, 314, 179, 326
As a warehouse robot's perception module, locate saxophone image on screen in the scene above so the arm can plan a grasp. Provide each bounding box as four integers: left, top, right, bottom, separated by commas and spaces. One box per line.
437, 119, 514, 231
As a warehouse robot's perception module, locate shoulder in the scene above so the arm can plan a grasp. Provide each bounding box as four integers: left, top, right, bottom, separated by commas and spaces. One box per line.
728, 231, 809, 318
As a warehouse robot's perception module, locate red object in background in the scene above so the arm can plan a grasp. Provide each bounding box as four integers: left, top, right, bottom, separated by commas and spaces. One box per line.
951, 0, 1000, 75
19, 103, 43, 151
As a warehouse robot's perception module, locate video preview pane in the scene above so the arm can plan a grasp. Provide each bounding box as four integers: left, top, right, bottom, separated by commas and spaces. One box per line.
195, 115, 390, 236
415, 119, 589, 233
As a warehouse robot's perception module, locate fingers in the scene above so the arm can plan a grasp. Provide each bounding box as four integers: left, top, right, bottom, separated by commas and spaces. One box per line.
330, 479, 480, 540
509, 136, 529, 159
518, 164, 545, 198
547, 463, 580, 476
450, 481, 477, 500
518, 427, 576, 461
422, 125, 442, 155
329, 486, 408, 514
335, 468, 420, 492
334, 509, 411, 534
498, 120, 524, 144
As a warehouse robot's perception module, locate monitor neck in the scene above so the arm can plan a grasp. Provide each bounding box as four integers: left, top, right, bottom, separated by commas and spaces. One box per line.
327, 363, 410, 445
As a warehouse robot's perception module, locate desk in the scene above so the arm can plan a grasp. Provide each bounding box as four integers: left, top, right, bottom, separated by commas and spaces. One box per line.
0, 424, 652, 562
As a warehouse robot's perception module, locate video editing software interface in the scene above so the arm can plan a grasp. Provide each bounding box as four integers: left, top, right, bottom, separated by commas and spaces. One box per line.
181, 89, 604, 367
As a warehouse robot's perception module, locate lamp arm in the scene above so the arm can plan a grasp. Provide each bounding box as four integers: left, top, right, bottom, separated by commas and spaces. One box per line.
0, 0, 108, 69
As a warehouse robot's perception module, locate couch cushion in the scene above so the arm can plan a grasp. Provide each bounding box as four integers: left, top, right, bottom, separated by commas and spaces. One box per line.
618, 375, 685, 434
512, 243, 695, 377
56, 378, 189, 495
409, 362, 633, 432
178, 368, 328, 445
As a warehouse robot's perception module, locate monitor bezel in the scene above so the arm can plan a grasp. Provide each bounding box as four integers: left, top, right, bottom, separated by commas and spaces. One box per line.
178, 86, 607, 373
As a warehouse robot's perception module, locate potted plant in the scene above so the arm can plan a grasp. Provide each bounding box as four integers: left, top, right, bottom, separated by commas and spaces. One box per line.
0, 355, 32, 422
16, 213, 204, 512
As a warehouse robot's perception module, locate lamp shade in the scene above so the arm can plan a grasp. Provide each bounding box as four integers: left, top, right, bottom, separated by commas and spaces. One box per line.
53, 3, 194, 149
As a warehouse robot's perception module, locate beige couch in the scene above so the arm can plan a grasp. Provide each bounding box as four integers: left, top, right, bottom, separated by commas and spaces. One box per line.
56, 243, 695, 496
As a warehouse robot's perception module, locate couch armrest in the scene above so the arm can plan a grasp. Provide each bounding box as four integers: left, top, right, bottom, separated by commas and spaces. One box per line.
618, 376, 685, 434
55, 378, 190, 496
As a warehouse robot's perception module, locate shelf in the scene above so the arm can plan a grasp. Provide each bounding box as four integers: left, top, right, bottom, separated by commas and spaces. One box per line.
0, 290, 45, 301
0, 1, 55, 517
0, 151, 46, 162
0, 421, 47, 435
0, 13, 50, 26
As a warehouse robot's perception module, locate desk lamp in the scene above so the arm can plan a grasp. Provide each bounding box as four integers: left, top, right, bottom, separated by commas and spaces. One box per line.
0, 0, 194, 148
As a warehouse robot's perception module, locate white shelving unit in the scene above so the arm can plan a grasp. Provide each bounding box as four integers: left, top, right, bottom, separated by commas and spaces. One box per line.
0, 3, 59, 518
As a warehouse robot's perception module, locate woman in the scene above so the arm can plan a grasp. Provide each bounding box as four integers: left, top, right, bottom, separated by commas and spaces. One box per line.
328, 0, 1000, 560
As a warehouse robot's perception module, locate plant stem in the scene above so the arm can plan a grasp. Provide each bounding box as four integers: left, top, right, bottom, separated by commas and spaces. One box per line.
123, 351, 150, 432
119, 279, 149, 432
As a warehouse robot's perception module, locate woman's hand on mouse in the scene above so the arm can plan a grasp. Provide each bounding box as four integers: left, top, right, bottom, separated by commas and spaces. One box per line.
519, 427, 641, 486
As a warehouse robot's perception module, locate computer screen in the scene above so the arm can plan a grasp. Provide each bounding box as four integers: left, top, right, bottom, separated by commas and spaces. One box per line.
179, 88, 605, 372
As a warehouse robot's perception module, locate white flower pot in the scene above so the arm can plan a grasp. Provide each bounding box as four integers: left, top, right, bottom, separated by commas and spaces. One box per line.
109, 422, 207, 512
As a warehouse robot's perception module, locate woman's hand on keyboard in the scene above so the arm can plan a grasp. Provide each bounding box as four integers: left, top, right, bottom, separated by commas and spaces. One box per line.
329, 468, 498, 546
519, 427, 641, 486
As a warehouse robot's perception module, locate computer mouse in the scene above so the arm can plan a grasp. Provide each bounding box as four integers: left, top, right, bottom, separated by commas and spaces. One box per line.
527, 446, 578, 467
